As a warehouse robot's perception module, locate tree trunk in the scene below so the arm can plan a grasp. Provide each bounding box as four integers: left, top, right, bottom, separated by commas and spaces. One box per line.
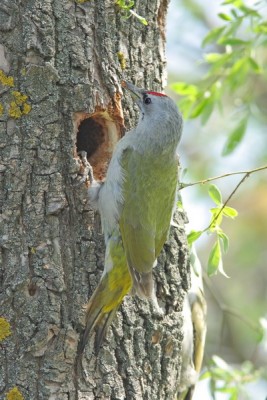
0, 0, 190, 399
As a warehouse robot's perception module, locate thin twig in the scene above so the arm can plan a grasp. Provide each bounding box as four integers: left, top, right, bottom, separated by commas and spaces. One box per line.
203, 272, 262, 335
207, 172, 250, 230
180, 164, 267, 189
220, 305, 263, 335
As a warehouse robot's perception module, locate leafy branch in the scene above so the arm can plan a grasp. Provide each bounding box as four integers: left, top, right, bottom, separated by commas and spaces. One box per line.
184, 164, 267, 276
175, 1, 267, 397
187, 183, 237, 277
203, 355, 264, 400
116, 0, 148, 25
172, 0, 267, 155
207, 173, 247, 230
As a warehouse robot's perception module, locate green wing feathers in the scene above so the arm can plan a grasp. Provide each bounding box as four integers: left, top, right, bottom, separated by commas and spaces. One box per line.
119, 149, 178, 298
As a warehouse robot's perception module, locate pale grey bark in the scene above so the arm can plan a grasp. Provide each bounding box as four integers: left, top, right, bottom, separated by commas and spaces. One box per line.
0, 0, 190, 399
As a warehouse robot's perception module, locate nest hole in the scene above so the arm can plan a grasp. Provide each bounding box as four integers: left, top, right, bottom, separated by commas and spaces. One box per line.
75, 111, 122, 181
76, 118, 105, 159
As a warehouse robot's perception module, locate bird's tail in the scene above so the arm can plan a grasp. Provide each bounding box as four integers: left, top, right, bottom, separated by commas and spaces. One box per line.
80, 232, 132, 353
130, 268, 154, 299
128, 259, 163, 313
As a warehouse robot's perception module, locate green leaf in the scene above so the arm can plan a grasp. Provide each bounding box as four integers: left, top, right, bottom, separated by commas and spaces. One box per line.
218, 231, 229, 252
207, 239, 222, 276
176, 200, 183, 210
171, 82, 198, 96
249, 57, 262, 73
207, 55, 233, 77
231, 8, 239, 18
190, 245, 202, 277
218, 13, 232, 21
229, 57, 248, 75
202, 26, 226, 47
209, 184, 222, 205
227, 58, 250, 90
212, 355, 232, 371
204, 53, 232, 73
218, 254, 230, 278
218, 37, 250, 46
223, 18, 242, 37
129, 10, 148, 25
222, 0, 243, 6
187, 230, 203, 245
190, 98, 209, 118
222, 117, 248, 156
254, 22, 267, 34
222, 206, 238, 218
204, 53, 224, 63
219, 387, 237, 394
207, 237, 229, 278
240, 5, 260, 17
116, 0, 134, 9
210, 207, 223, 228
200, 370, 211, 380
201, 100, 214, 124
178, 97, 195, 119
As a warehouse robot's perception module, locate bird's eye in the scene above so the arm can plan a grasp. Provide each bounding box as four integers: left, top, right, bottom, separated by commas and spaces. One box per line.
144, 97, 151, 105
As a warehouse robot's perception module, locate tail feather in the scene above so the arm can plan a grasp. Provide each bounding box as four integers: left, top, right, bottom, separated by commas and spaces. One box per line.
130, 268, 154, 298
129, 268, 163, 313
94, 308, 119, 353
80, 300, 104, 353
80, 302, 119, 354
80, 272, 131, 353
80, 232, 132, 352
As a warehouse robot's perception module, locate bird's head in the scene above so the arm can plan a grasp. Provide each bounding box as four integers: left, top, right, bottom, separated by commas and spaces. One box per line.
122, 81, 182, 138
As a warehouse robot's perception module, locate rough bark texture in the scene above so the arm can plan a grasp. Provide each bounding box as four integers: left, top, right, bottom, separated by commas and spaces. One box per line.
0, 0, 190, 399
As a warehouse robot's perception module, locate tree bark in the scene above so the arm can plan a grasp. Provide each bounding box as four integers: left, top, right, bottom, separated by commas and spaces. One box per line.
0, 0, 190, 399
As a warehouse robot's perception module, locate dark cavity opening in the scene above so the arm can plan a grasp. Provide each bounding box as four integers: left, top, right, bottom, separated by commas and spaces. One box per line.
76, 117, 105, 158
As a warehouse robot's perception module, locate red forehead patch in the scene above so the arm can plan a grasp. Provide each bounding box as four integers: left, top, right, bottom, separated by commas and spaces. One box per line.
146, 91, 167, 97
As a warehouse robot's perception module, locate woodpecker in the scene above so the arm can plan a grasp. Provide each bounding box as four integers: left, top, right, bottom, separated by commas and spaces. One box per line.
81, 81, 183, 352
178, 245, 207, 400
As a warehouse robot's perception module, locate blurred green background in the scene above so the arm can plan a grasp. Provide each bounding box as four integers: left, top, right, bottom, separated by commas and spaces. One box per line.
166, 0, 267, 398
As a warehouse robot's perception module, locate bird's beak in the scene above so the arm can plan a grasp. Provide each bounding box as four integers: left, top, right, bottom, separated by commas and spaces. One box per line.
122, 81, 143, 103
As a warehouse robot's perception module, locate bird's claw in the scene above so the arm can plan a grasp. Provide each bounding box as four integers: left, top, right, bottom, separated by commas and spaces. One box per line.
77, 151, 95, 185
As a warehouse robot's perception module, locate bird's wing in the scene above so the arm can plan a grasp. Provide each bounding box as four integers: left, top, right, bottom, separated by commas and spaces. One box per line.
119, 147, 177, 296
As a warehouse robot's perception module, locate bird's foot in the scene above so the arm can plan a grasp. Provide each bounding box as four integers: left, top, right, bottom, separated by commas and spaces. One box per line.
77, 151, 95, 185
